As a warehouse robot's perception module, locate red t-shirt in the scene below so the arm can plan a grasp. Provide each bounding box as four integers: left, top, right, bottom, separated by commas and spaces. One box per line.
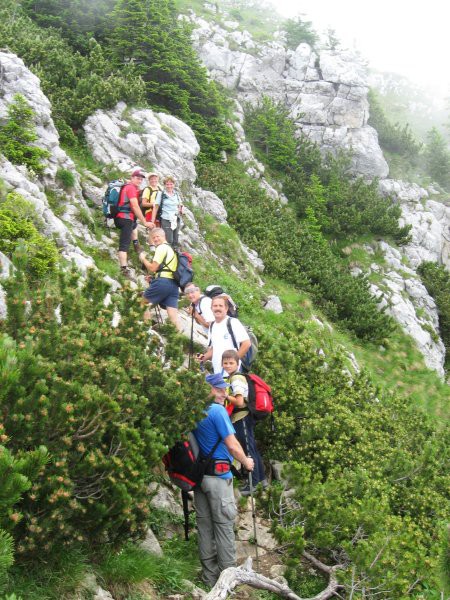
117, 183, 139, 220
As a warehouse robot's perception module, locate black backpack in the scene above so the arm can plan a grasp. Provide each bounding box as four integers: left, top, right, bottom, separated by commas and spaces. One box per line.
204, 285, 239, 318
162, 433, 220, 540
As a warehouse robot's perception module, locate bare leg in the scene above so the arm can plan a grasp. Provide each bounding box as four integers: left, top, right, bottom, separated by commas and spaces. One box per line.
166, 307, 181, 332
118, 250, 128, 267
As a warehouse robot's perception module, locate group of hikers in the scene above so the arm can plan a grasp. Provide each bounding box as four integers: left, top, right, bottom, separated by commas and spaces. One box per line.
109, 167, 267, 589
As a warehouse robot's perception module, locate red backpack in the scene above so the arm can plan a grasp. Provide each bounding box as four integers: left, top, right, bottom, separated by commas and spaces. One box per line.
244, 373, 274, 421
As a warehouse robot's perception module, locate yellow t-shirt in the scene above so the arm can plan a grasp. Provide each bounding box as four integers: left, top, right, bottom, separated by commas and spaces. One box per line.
153, 243, 177, 280
141, 186, 160, 217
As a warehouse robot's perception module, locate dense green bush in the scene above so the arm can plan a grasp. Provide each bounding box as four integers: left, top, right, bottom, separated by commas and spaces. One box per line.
198, 159, 394, 342
368, 89, 422, 161
0, 192, 59, 278
245, 96, 411, 244
56, 168, 75, 190
0, 95, 50, 176
423, 128, 450, 190
14, 0, 236, 161
0, 267, 207, 557
0, 338, 48, 591
0, 0, 146, 144
283, 16, 319, 49
418, 261, 450, 368
255, 322, 449, 596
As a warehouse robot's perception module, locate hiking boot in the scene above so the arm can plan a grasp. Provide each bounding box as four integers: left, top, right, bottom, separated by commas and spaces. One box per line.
260, 479, 269, 489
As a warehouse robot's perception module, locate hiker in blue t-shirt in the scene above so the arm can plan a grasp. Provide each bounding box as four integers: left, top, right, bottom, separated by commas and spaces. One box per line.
148, 175, 183, 249
193, 373, 254, 588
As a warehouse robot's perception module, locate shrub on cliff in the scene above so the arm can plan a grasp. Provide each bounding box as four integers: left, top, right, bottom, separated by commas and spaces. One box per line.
0, 192, 59, 279
0, 267, 207, 557
0, 95, 50, 176
198, 159, 394, 342
418, 261, 450, 368
244, 96, 411, 244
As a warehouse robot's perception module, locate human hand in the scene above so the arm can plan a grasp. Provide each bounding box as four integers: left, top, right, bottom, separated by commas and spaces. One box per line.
195, 352, 204, 362
139, 251, 147, 263
144, 222, 152, 229
244, 457, 254, 472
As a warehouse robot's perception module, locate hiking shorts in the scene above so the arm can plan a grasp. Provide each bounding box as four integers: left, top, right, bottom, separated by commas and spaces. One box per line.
114, 217, 137, 252
143, 277, 179, 308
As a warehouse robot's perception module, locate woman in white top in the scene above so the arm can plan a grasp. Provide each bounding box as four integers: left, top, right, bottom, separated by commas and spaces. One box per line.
149, 175, 183, 249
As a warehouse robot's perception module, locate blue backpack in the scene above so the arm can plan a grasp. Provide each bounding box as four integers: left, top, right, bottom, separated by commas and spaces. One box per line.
158, 248, 194, 291
102, 180, 126, 218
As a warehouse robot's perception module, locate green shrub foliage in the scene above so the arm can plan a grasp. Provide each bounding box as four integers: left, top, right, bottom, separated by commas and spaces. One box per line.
0, 346, 48, 591
418, 261, 450, 368
283, 16, 319, 50
198, 159, 394, 342
244, 96, 411, 243
368, 90, 422, 160
255, 323, 450, 596
0, 0, 146, 144
0, 95, 50, 176
424, 127, 450, 190
0, 192, 59, 278
0, 268, 207, 556
12, 0, 236, 161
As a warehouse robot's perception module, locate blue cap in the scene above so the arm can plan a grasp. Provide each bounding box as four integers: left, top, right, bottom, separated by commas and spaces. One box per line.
205, 373, 228, 389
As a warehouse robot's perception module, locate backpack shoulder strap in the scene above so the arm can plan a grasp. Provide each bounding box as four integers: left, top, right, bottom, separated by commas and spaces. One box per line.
208, 321, 214, 347
197, 295, 206, 315
226, 317, 239, 351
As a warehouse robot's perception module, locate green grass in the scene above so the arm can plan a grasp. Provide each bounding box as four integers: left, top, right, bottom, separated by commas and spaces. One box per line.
5, 547, 89, 600
96, 539, 200, 598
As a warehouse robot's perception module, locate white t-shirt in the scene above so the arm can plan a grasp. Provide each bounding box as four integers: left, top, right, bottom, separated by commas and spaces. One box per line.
195, 295, 214, 333
208, 317, 250, 374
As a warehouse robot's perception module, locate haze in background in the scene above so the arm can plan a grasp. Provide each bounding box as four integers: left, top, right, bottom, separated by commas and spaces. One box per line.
273, 0, 449, 101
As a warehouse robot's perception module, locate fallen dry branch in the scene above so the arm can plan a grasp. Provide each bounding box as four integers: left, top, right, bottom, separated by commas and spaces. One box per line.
204, 555, 343, 600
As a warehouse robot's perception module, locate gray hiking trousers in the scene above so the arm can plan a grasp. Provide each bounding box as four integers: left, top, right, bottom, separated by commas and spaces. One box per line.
194, 475, 237, 587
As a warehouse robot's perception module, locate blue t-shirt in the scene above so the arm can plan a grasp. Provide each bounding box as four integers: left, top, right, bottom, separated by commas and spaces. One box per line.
193, 403, 235, 480
155, 191, 180, 221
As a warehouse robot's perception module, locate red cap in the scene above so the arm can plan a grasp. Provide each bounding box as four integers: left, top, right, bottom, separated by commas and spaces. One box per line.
131, 168, 145, 178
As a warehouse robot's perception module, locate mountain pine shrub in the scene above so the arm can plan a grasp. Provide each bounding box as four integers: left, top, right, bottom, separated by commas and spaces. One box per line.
0, 267, 207, 557
0, 95, 50, 176
244, 96, 411, 244
0, 193, 59, 279
198, 159, 394, 342
255, 321, 449, 597
418, 261, 450, 368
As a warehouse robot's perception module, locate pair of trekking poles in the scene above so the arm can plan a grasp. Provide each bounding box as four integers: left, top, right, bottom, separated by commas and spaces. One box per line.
188, 313, 260, 568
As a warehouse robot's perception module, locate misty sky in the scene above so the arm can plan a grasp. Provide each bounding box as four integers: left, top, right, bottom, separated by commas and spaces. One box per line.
273, 0, 449, 100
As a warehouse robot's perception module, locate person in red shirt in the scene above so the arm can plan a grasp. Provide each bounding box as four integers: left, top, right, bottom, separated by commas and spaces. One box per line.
114, 168, 152, 277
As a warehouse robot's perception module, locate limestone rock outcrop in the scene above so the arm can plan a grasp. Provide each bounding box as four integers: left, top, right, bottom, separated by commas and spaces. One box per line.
0, 52, 101, 284
84, 102, 200, 184
379, 179, 450, 269
186, 15, 388, 179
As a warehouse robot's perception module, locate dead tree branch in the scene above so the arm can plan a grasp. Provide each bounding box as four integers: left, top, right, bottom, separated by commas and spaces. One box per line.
204, 556, 342, 600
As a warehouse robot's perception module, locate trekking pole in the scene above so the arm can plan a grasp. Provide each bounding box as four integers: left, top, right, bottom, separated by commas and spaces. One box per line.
188, 309, 194, 369
242, 419, 259, 571
154, 304, 163, 327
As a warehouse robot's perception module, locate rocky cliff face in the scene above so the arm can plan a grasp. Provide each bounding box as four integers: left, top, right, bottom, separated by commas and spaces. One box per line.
185, 13, 449, 376
0, 47, 448, 376
186, 13, 388, 179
